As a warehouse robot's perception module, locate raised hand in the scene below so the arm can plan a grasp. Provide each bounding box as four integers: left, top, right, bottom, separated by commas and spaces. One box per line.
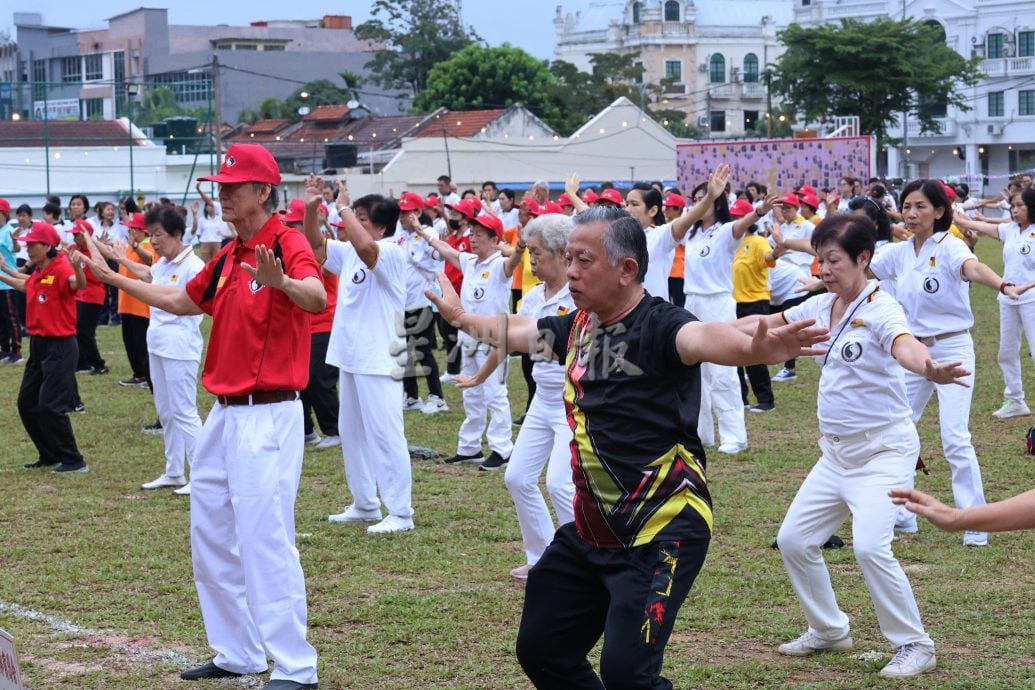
240, 245, 286, 289
757, 191, 779, 216
750, 317, 829, 364
335, 179, 350, 210
565, 172, 580, 198
304, 173, 324, 207
425, 272, 464, 325
192, 200, 201, 214
706, 163, 731, 201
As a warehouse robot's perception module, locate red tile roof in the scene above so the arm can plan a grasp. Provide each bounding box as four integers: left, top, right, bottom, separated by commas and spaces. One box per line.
246, 119, 292, 135
302, 104, 352, 123
0, 120, 146, 148
413, 109, 506, 138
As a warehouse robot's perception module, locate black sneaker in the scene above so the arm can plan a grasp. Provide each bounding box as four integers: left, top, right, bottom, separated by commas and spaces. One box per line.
444, 451, 484, 465
24, 459, 59, 469
90, 366, 110, 375
749, 403, 775, 413
479, 451, 509, 472
73, 402, 86, 413
52, 461, 89, 474
119, 376, 147, 387
142, 421, 163, 434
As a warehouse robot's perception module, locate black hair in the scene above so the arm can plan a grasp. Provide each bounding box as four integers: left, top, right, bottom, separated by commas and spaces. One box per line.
482, 180, 497, 190
499, 188, 516, 203
70, 194, 90, 213
688, 180, 731, 238
46, 247, 59, 259
1013, 188, 1035, 227
43, 203, 61, 220
810, 214, 876, 266
354, 194, 401, 237
848, 196, 892, 243
572, 206, 648, 283
630, 182, 665, 226
15, 204, 31, 217
46, 195, 60, 206
869, 184, 886, 198
461, 188, 478, 199
437, 175, 451, 184
900, 179, 952, 233
145, 206, 187, 238
120, 196, 139, 214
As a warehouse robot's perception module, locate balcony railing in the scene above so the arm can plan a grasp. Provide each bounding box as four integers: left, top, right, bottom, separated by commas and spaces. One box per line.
741, 82, 766, 99
708, 83, 736, 99
980, 57, 1035, 77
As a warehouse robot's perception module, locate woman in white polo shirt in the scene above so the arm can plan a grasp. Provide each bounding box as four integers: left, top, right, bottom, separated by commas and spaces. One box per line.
419, 208, 514, 469
738, 214, 968, 679
952, 188, 1035, 419
870, 179, 1029, 547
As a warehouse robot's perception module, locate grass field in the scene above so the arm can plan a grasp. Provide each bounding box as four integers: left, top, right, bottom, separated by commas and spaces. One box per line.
2, 239, 1035, 689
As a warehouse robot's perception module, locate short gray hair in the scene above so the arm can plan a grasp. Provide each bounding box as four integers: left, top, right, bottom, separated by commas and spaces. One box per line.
572, 206, 647, 283
252, 183, 279, 213
531, 180, 549, 191
522, 214, 572, 254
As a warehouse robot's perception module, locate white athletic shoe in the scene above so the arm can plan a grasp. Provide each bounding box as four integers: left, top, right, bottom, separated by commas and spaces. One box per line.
367, 515, 415, 534
878, 642, 936, 678
141, 474, 187, 490
329, 505, 383, 523
963, 531, 989, 547
772, 367, 798, 382
992, 400, 1031, 418
717, 442, 748, 455
421, 395, 449, 414
440, 372, 457, 385
314, 435, 341, 449
304, 431, 321, 445
777, 630, 854, 657
173, 482, 191, 496
403, 396, 424, 411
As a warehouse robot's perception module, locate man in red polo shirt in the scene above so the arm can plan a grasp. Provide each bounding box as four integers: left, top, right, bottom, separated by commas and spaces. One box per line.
71, 144, 325, 690
0, 222, 88, 473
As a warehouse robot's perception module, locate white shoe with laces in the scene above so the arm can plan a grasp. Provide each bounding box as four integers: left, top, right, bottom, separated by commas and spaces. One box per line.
141, 474, 186, 490
717, 442, 748, 455
963, 531, 989, 546
878, 642, 936, 678
367, 515, 415, 534
421, 395, 449, 414
304, 431, 321, 445
329, 505, 383, 523
173, 482, 191, 496
403, 396, 424, 411
314, 435, 341, 449
772, 367, 798, 382
992, 400, 1031, 418
777, 630, 853, 656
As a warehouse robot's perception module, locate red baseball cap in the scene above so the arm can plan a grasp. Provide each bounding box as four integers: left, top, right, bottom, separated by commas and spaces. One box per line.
471, 213, 504, 237
70, 219, 94, 235
778, 193, 800, 208
531, 201, 565, 217
582, 189, 599, 204
445, 198, 478, 221
800, 193, 820, 210
0, 199, 10, 215
796, 185, 817, 196
468, 198, 483, 213
596, 188, 623, 206
729, 200, 755, 218
557, 193, 574, 208
520, 197, 541, 214
123, 212, 147, 230
938, 181, 957, 200
663, 193, 685, 209
198, 143, 282, 185
281, 199, 306, 223
424, 193, 440, 207
20, 222, 61, 247
399, 191, 425, 212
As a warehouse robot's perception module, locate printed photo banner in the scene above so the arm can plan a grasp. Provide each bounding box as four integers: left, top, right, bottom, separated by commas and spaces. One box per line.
676, 136, 874, 196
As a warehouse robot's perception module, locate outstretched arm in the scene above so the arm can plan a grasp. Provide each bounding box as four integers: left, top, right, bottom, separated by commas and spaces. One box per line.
961, 258, 1034, 299
676, 316, 828, 367
426, 272, 543, 355
890, 487, 1035, 533
891, 335, 970, 386
953, 210, 1004, 241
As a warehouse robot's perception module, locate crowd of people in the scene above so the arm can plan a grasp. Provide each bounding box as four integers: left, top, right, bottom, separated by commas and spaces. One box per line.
4, 145, 1035, 689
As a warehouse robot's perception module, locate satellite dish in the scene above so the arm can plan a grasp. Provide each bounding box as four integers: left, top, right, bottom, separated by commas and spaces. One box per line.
298, 106, 311, 116
346, 100, 361, 110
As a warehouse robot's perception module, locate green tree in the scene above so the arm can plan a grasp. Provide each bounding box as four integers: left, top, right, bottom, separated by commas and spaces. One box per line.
355, 0, 479, 96
411, 44, 560, 124
770, 18, 981, 147
133, 86, 183, 125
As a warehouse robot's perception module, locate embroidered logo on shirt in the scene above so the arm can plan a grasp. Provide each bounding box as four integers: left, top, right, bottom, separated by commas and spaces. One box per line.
37, 293, 47, 303
248, 278, 264, 294
352, 269, 367, 284
923, 277, 940, 294
473, 287, 485, 300
699, 246, 711, 258
481, 271, 490, 279
841, 342, 863, 362
928, 256, 936, 267
1022, 244, 1031, 256
170, 274, 179, 282
41, 275, 55, 285
558, 306, 570, 315
850, 318, 865, 328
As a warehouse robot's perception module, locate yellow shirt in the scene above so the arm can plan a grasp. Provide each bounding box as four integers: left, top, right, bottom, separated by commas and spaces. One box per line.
732, 234, 774, 303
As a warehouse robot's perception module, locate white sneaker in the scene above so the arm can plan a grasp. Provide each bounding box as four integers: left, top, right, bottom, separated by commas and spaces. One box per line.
963, 531, 989, 547
421, 395, 449, 414
173, 482, 191, 496
141, 474, 186, 490
440, 372, 456, 385
717, 442, 748, 455
993, 400, 1031, 418
304, 431, 321, 445
878, 642, 936, 678
403, 396, 424, 411
772, 367, 798, 382
777, 630, 854, 656
367, 515, 415, 534
314, 435, 341, 449
328, 505, 383, 523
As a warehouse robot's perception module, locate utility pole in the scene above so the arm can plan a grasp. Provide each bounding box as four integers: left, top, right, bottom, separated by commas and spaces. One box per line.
212, 55, 222, 160
899, 0, 908, 179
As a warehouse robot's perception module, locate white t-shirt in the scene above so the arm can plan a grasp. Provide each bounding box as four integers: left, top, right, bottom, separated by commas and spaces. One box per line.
499, 208, 520, 230
324, 238, 408, 376
147, 247, 206, 361
643, 223, 678, 301
779, 218, 816, 277
683, 221, 739, 296
459, 251, 510, 317
519, 282, 575, 397
95, 222, 127, 244
396, 227, 443, 309
197, 202, 231, 244
785, 281, 913, 436
997, 222, 1035, 305
870, 232, 976, 338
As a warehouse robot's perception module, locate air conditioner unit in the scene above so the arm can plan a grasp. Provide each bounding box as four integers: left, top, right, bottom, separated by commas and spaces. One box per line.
987, 123, 1004, 135
698, 64, 709, 72
697, 115, 709, 127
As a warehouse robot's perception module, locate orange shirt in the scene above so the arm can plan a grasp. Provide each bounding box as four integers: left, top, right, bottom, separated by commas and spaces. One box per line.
118, 240, 156, 318
503, 226, 540, 295
669, 244, 685, 279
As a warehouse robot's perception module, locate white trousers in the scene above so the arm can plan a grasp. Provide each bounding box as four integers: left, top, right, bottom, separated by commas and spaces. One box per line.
998, 301, 1035, 404
149, 353, 202, 479
897, 333, 986, 533
778, 420, 932, 649
685, 292, 747, 447
457, 342, 513, 456
338, 371, 413, 518
503, 390, 575, 565
191, 399, 318, 684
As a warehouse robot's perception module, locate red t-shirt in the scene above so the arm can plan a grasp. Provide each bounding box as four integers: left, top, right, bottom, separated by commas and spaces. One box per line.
26, 254, 77, 337
73, 246, 106, 305
310, 270, 338, 335
445, 232, 471, 294
185, 215, 322, 396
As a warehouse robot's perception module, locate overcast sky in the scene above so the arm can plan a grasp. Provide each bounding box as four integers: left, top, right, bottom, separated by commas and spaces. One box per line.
3, 1, 607, 60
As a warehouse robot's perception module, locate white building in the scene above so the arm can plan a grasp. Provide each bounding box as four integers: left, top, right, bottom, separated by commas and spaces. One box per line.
794, 0, 1035, 189
554, 1, 792, 137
